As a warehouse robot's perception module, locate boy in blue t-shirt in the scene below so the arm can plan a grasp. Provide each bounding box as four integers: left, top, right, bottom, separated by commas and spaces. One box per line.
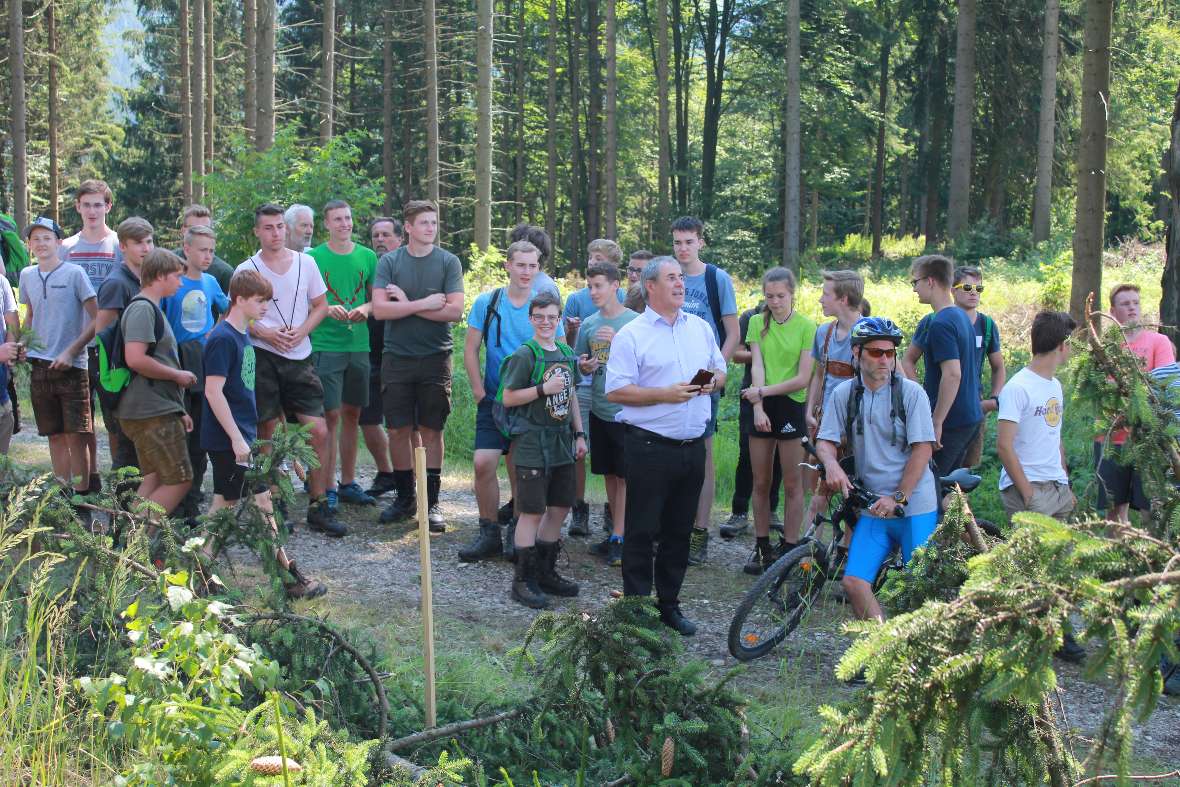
162, 224, 230, 523
201, 269, 326, 599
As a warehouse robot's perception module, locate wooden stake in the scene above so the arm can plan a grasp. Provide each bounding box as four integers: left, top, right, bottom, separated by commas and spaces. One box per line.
414, 446, 436, 728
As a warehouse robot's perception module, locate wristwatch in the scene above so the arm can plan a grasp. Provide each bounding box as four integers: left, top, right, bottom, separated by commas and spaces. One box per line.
891, 490, 908, 505
574, 431, 587, 439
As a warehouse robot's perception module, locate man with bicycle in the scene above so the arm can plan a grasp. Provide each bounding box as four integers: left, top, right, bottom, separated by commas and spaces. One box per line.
816, 318, 937, 622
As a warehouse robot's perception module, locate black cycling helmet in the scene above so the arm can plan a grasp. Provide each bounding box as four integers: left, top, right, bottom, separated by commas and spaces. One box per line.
849, 316, 903, 347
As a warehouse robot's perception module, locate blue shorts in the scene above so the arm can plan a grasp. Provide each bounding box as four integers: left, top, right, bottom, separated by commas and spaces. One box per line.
474, 398, 510, 452
844, 510, 938, 583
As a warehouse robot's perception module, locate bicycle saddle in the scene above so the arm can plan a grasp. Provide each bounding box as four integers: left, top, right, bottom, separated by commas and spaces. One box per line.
939, 467, 981, 493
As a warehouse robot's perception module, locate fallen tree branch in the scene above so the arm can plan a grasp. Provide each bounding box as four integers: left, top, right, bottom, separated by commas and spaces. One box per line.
384, 707, 523, 752
1104, 571, 1180, 592
1073, 769, 1180, 786
41, 531, 159, 581
382, 751, 427, 779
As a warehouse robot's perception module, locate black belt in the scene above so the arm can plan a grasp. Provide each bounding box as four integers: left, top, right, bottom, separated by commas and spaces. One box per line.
626, 425, 704, 447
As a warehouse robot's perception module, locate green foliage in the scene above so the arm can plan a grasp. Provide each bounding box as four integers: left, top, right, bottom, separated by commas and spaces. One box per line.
202, 129, 384, 267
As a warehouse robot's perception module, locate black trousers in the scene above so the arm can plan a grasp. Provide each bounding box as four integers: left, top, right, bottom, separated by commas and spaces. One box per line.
621, 429, 706, 604
731, 430, 782, 515
182, 390, 208, 508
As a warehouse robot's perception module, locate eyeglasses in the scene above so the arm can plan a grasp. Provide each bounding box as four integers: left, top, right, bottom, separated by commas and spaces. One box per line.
530, 314, 560, 323
910, 278, 924, 287
627, 267, 645, 275
954, 283, 984, 293
861, 347, 896, 359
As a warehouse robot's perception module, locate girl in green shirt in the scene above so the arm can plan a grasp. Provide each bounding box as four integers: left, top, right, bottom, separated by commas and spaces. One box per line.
740, 267, 817, 574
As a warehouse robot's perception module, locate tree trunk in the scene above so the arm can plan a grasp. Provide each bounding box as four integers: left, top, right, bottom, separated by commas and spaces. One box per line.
9, 0, 28, 228
206, 0, 214, 164
474, 0, 493, 249
810, 187, 819, 248
321, 0, 335, 142
871, 14, 890, 259
655, 0, 671, 241
256, 0, 276, 151
1160, 79, 1180, 349
1033, 0, 1060, 243
191, 0, 205, 200
1069, 0, 1114, 325
698, 0, 734, 221
671, 0, 688, 215
46, 0, 60, 221
244, 0, 257, 142
586, 0, 601, 240
382, 1, 395, 212
514, 0, 526, 225
946, 0, 976, 238
604, 0, 617, 238
898, 156, 909, 237
782, 0, 801, 271
180, 0, 193, 203
423, 0, 440, 203
546, 0, 558, 244
566, 0, 585, 264
924, 31, 948, 245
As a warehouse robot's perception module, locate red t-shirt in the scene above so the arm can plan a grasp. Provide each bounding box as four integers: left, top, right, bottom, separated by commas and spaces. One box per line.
1107, 330, 1176, 445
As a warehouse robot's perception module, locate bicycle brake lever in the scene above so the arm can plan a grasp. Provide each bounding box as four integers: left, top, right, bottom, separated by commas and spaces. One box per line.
799, 462, 822, 472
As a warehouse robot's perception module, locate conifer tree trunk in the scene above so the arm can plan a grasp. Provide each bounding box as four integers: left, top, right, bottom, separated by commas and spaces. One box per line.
256, 0, 277, 151
1069, 0, 1114, 325
382, 1, 395, 213
192, 0, 205, 200
206, 0, 214, 163
424, 0, 440, 203
655, 0, 671, 241
244, 0, 257, 142
474, 0, 493, 249
924, 31, 948, 245
604, 0, 617, 238
514, 0, 526, 225
47, 0, 60, 221
1160, 79, 1180, 349
321, 0, 335, 142
545, 0, 558, 243
946, 0, 976, 238
871, 15, 890, 259
586, 0, 602, 240
180, 0, 193, 203
782, 0, 800, 270
8, 0, 28, 228
698, 0, 734, 221
566, 0, 585, 263
671, 0, 688, 215
1033, 0, 1060, 243
810, 187, 819, 248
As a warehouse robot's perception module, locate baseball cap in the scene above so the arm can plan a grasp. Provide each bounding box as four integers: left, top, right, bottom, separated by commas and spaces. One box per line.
25, 216, 64, 240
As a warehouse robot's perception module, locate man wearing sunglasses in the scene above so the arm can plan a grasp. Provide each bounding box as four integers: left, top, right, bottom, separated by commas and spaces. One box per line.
816, 317, 937, 624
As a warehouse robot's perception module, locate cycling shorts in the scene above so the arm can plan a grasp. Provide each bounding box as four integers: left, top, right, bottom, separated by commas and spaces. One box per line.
845, 510, 938, 583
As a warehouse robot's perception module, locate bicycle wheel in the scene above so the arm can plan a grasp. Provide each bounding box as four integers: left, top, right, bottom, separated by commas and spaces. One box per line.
728, 541, 828, 662
871, 548, 903, 593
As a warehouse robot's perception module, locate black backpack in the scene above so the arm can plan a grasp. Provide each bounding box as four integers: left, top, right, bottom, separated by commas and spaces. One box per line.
94, 296, 166, 412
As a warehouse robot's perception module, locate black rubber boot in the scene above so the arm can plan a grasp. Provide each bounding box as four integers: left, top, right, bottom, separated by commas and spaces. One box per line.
426, 470, 445, 532
379, 470, 416, 523
503, 519, 517, 562
510, 547, 549, 609
458, 518, 502, 562
534, 540, 579, 597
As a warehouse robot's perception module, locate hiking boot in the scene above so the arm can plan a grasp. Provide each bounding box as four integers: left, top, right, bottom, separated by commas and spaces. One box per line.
427, 473, 445, 532
743, 540, 778, 576
379, 494, 416, 524
365, 471, 397, 498
497, 498, 516, 525
603, 501, 613, 533
568, 500, 590, 537
606, 537, 624, 567
1055, 631, 1086, 664
338, 482, 375, 506
687, 529, 709, 566
719, 512, 749, 539
510, 547, 549, 609
307, 499, 347, 537
503, 519, 518, 562
658, 602, 697, 636
458, 519, 502, 562
590, 534, 612, 558
325, 489, 339, 513
284, 560, 328, 600
534, 540, 579, 597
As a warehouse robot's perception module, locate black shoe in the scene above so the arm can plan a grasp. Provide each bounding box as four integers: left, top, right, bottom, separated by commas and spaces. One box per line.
510, 547, 549, 609
426, 473, 445, 532
379, 494, 416, 524
1055, 632, 1086, 664
307, 499, 347, 537
458, 519, 502, 562
568, 500, 590, 537
497, 498, 515, 525
365, 471, 398, 498
590, 534, 612, 558
687, 529, 709, 566
743, 540, 777, 576
503, 519, 517, 562
719, 512, 749, 539
534, 540, 579, 597
658, 603, 697, 636
603, 501, 613, 533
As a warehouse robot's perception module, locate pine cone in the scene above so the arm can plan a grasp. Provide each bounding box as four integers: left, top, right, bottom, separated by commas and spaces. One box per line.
605, 717, 616, 744
660, 736, 675, 777
250, 755, 303, 775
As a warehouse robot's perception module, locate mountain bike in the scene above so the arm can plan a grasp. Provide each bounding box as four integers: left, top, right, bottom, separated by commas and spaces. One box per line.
727, 438, 997, 662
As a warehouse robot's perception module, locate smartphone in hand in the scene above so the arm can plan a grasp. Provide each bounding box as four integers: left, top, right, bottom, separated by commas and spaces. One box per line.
689, 368, 715, 388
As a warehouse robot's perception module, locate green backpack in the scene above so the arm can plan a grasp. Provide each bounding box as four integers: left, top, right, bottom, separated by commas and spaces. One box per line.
0, 213, 30, 287
493, 338, 577, 439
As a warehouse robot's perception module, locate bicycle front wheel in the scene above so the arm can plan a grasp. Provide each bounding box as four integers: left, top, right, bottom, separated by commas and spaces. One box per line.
728, 541, 828, 662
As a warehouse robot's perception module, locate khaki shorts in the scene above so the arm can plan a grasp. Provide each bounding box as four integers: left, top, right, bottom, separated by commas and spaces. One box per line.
120, 413, 194, 486
29, 360, 93, 436
1001, 480, 1074, 521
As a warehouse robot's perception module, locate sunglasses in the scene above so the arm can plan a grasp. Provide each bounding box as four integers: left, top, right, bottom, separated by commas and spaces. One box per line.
862, 347, 896, 359
954, 283, 984, 293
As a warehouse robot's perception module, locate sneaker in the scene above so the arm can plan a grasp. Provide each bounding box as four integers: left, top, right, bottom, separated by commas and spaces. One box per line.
365, 471, 397, 498
569, 500, 590, 537
603, 501, 613, 533
379, 494, 416, 524
307, 499, 347, 537
284, 560, 328, 599
428, 504, 446, 533
743, 541, 777, 576
719, 512, 749, 539
457, 519, 502, 562
325, 489, 339, 513
687, 529, 709, 566
658, 603, 697, 636
590, 535, 611, 558
534, 540, 579, 597
338, 482, 375, 506
606, 538, 623, 567
497, 498, 516, 525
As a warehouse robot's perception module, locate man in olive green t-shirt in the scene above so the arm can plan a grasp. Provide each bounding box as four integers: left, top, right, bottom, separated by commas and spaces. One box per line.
309, 200, 378, 509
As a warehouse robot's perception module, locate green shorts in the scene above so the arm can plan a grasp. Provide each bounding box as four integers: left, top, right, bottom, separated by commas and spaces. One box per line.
313, 351, 370, 411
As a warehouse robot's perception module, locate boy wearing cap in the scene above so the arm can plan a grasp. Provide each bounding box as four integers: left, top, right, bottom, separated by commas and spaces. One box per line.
19, 217, 99, 492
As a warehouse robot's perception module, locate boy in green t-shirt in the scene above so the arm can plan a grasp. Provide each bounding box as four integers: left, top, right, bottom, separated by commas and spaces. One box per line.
309, 200, 378, 509
500, 291, 587, 609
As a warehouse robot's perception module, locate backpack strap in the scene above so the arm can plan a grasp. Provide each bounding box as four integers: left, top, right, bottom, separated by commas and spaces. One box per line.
979, 313, 994, 372
704, 263, 727, 349
483, 286, 505, 348
125, 295, 166, 351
